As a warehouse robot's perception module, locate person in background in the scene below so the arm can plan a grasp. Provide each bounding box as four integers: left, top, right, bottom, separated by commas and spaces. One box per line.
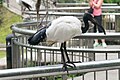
89, 0, 107, 48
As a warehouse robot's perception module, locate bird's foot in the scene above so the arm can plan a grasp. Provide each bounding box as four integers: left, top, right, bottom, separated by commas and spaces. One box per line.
62, 61, 81, 74
66, 61, 81, 68
63, 61, 87, 76
62, 63, 70, 74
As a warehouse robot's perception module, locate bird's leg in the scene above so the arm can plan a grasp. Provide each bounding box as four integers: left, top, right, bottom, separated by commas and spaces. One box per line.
63, 42, 81, 68
63, 42, 76, 68
63, 42, 86, 76
60, 43, 68, 71
63, 42, 71, 62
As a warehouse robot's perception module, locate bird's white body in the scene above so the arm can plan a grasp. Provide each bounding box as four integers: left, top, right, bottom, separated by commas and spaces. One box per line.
46, 16, 82, 43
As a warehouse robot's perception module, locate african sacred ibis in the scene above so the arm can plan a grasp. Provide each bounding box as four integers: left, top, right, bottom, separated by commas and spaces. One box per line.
28, 16, 84, 71
16, 0, 36, 10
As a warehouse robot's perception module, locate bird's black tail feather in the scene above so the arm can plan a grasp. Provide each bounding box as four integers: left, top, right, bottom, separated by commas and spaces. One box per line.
82, 13, 106, 35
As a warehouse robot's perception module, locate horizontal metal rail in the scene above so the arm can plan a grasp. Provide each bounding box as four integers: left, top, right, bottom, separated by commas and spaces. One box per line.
13, 40, 120, 53
23, 6, 120, 18
0, 59, 120, 80
10, 20, 120, 39
56, 3, 118, 6
27, 6, 120, 11
24, 11, 120, 16
14, 41, 120, 53
11, 26, 120, 40
52, 6, 120, 10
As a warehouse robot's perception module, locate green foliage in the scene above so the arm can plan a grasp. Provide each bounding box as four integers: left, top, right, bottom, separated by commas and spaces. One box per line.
0, 51, 6, 58
104, 0, 119, 3
0, 0, 3, 4
0, 6, 22, 44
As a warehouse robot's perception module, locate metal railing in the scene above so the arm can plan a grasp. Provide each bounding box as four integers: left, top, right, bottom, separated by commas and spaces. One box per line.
8, 21, 120, 80
56, 3, 118, 7
2, 4, 120, 80
1, 59, 120, 80
3, 31, 120, 80
23, 5, 120, 32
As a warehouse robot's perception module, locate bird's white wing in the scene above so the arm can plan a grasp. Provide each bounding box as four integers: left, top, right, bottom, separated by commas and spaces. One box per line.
46, 16, 82, 43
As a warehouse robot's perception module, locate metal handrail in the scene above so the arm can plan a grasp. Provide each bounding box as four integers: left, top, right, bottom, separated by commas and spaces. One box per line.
24, 11, 120, 16
13, 40, 120, 53
1, 59, 120, 80
11, 25, 120, 40
11, 21, 120, 39
25, 6, 120, 11
56, 3, 118, 6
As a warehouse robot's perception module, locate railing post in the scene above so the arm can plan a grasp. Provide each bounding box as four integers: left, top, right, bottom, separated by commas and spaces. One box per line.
11, 38, 20, 68
88, 25, 94, 61
6, 0, 9, 7
62, 74, 68, 80
6, 34, 14, 69
115, 9, 120, 32
118, 53, 120, 80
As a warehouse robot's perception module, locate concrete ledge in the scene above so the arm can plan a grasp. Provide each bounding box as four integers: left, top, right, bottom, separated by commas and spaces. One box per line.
0, 57, 6, 69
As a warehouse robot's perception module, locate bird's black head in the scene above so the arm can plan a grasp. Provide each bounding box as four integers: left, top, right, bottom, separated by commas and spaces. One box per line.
28, 28, 46, 45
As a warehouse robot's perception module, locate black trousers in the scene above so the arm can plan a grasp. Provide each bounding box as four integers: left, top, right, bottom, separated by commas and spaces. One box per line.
94, 15, 103, 33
